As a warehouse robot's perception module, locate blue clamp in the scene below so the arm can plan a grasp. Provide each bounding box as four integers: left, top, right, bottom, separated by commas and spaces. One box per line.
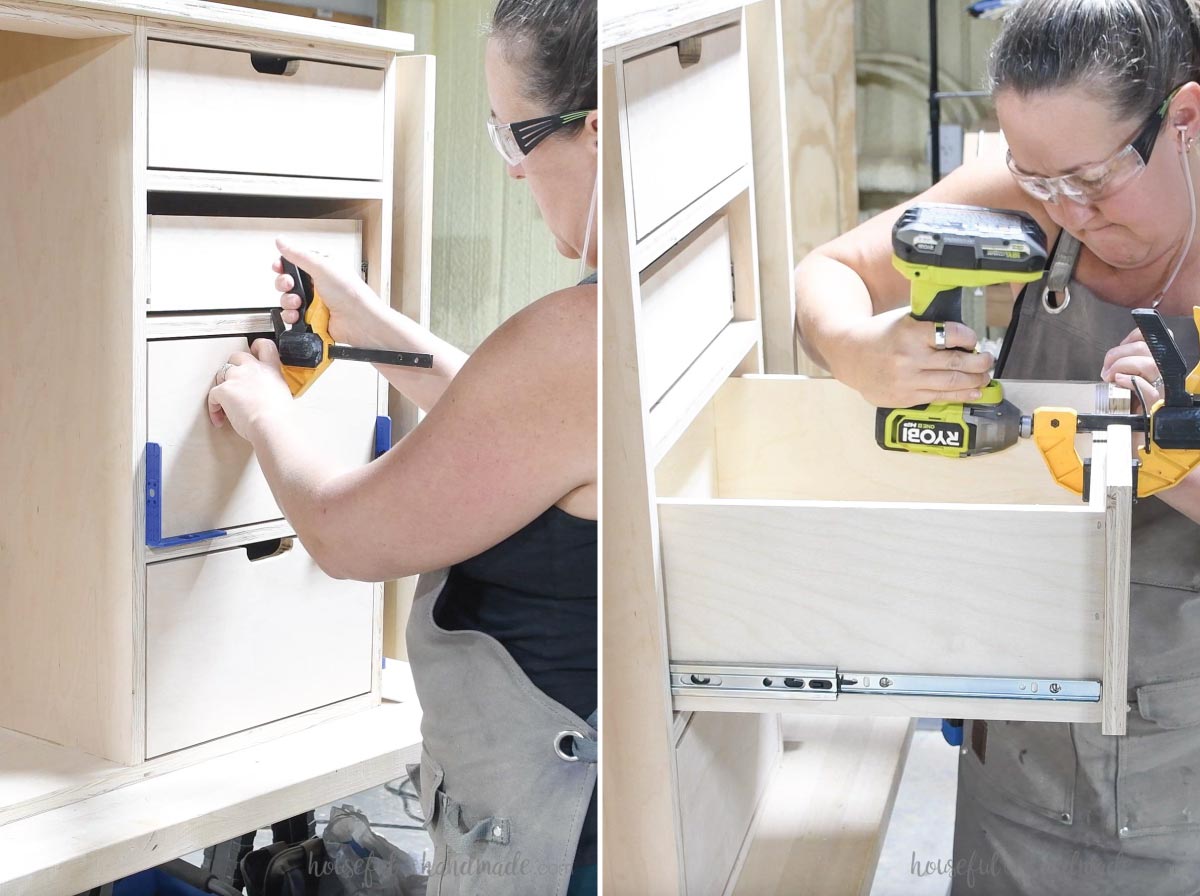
374, 415, 393, 460
941, 718, 965, 747
145, 443, 226, 548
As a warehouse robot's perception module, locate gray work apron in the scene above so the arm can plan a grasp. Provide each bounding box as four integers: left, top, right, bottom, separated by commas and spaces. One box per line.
405, 570, 597, 896
951, 234, 1200, 894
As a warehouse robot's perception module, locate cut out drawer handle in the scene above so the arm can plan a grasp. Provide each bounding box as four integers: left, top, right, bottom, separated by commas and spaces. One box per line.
246, 537, 294, 562
675, 36, 702, 68
250, 54, 300, 77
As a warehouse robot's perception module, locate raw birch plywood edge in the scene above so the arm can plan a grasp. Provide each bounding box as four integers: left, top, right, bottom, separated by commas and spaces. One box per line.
28, 0, 414, 51
0, 699, 422, 896
384, 51, 435, 660
675, 692, 1102, 725
0, 0, 131, 38
130, 16, 149, 765
602, 0, 759, 52
744, 0, 797, 375
731, 716, 914, 896
144, 170, 386, 200
601, 59, 687, 896
1102, 426, 1133, 736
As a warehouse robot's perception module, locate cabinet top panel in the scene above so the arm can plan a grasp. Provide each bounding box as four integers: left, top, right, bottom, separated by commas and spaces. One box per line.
601, 0, 761, 53
3, 0, 414, 53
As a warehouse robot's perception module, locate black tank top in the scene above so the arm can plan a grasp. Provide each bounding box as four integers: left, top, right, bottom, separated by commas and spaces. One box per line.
433, 505, 597, 717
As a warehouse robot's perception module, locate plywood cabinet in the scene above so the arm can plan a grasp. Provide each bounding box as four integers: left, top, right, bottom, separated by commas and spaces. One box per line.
0, 0, 432, 805
603, 3, 795, 893
603, 2, 1135, 894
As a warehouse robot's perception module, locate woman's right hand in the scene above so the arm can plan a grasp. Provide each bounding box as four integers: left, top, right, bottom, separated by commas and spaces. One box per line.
831, 307, 995, 408
272, 237, 387, 348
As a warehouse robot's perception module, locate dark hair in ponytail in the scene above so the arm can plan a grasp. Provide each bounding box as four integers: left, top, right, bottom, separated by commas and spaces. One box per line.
988, 0, 1200, 120
490, 0, 597, 139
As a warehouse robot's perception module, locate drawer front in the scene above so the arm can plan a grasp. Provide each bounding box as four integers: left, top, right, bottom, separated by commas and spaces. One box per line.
145, 541, 375, 757
148, 216, 362, 312
622, 23, 750, 239
658, 500, 1107, 680
640, 215, 734, 405
147, 41, 386, 180
147, 335, 380, 541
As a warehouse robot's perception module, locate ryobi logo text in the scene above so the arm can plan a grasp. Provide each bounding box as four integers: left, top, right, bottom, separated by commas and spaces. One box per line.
898, 419, 964, 448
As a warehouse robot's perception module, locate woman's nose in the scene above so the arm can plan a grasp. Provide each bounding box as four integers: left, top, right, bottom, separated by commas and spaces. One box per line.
1049, 194, 1098, 230
506, 161, 526, 181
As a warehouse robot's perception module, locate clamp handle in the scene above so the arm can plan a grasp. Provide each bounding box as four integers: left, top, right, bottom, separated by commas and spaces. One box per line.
1131, 309, 1191, 407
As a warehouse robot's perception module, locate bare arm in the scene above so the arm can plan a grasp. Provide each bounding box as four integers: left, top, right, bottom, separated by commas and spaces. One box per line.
795, 157, 1059, 406
244, 284, 597, 581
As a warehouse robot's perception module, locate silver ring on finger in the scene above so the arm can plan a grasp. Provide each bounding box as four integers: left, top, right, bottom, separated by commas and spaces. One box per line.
215, 362, 233, 385
933, 321, 947, 350
1153, 375, 1164, 389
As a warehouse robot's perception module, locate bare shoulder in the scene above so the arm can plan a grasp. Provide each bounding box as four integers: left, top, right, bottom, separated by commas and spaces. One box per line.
439, 283, 597, 439
494, 282, 597, 351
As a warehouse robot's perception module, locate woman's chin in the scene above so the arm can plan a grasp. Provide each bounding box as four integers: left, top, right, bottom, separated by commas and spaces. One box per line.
554, 235, 581, 261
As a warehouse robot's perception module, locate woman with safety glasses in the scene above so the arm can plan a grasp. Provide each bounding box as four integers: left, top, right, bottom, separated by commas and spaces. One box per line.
206, 1, 597, 894
794, 0, 1200, 893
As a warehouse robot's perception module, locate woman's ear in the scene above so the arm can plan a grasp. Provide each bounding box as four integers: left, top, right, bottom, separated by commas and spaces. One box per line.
1171, 81, 1200, 146
586, 109, 598, 156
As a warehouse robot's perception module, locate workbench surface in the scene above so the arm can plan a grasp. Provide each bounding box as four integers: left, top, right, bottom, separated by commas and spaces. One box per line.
0, 664, 422, 896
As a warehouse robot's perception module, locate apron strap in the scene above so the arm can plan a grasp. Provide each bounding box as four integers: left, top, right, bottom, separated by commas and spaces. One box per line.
1042, 232, 1081, 313
437, 790, 512, 850
560, 709, 598, 764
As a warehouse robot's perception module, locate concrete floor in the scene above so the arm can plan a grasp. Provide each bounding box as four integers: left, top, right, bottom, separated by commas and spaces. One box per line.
869, 720, 959, 896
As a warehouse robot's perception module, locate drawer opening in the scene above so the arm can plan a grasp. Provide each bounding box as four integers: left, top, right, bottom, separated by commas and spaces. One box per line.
246, 537, 294, 562
148, 194, 370, 219
146, 197, 383, 312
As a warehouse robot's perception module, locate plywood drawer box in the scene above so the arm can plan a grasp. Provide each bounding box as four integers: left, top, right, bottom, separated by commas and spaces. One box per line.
145, 541, 375, 757
641, 213, 735, 405
148, 216, 362, 312
657, 376, 1133, 735
147, 41, 387, 180
147, 334, 380, 543
622, 21, 751, 240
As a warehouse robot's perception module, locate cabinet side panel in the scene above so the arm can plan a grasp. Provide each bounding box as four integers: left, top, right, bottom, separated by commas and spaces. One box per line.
602, 61, 687, 894
384, 53, 435, 661
0, 32, 136, 762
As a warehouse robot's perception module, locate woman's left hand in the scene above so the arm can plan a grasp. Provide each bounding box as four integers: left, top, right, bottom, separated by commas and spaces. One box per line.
207, 338, 295, 440
1101, 327, 1164, 411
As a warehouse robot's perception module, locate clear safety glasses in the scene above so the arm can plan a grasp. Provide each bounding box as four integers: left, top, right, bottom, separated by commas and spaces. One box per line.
1006, 85, 1183, 205
486, 110, 592, 166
